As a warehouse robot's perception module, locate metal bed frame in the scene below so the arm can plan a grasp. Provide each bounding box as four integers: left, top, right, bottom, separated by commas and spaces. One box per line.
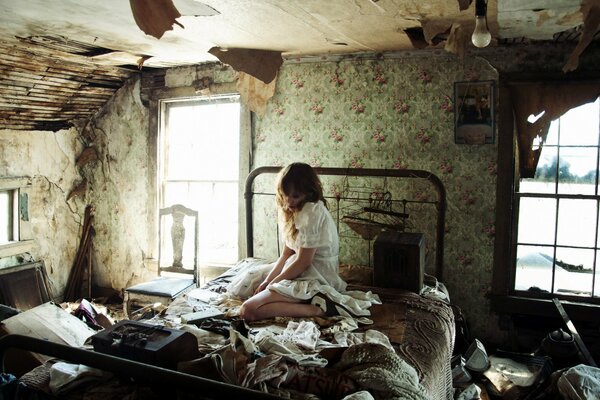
245, 167, 447, 280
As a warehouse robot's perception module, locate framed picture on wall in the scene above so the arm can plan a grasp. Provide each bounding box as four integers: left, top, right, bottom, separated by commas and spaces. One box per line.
454, 80, 495, 144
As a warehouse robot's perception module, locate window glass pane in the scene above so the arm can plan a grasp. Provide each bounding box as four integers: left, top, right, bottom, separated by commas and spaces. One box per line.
0, 191, 10, 244
556, 199, 596, 247
191, 182, 239, 265
521, 146, 557, 194
517, 197, 556, 245
558, 97, 599, 146
557, 147, 597, 195
554, 247, 594, 296
515, 245, 554, 292
166, 101, 240, 181
545, 120, 558, 145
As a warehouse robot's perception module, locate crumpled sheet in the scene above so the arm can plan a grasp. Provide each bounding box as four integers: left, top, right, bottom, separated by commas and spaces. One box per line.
557, 364, 600, 400
185, 328, 427, 399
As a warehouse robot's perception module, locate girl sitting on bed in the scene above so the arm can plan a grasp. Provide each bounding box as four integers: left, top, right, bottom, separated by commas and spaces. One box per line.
240, 162, 373, 321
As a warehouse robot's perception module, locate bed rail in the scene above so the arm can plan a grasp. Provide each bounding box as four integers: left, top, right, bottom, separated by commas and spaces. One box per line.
0, 334, 280, 399
244, 167, 447, 281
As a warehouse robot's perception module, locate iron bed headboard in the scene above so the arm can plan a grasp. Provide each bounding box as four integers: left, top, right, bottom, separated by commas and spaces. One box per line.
244, 167, 447, 281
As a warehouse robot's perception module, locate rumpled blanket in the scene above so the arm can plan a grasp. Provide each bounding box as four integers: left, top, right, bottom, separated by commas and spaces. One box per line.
334, 343, 430, 400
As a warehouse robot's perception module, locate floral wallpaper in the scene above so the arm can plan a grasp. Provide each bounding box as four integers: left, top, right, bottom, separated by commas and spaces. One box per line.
252, 53, 500, 342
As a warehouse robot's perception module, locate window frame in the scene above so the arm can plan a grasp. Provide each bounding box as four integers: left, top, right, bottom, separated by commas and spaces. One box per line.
0, 177, 34, 258
491, 77, 600, 321
143, 70, 251, 265
158, 94, 243, 266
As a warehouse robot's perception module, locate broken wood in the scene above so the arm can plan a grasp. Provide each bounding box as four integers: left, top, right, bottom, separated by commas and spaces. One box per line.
64, 205, 96, 302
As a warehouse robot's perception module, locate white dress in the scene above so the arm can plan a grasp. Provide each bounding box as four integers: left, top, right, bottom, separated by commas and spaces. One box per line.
269, 201, 380, 317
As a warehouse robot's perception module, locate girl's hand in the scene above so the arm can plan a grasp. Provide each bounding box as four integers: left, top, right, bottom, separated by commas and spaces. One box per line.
254, 280, 270, 295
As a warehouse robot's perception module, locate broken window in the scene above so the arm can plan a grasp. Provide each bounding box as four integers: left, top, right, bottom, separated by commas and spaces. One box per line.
513, 97, 600, 298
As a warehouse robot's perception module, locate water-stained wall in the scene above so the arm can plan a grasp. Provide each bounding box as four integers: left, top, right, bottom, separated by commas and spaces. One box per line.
0, 127, 83, 296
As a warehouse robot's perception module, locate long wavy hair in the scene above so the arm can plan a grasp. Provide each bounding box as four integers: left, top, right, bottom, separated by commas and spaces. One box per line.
276, 162, 327, 241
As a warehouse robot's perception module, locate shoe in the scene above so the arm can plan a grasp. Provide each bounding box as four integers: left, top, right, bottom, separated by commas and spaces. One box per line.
310, 294, 352, 318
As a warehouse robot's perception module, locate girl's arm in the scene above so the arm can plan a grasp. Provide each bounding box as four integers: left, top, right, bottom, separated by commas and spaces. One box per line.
254, 245, 295, 294
270, 246, 317, 284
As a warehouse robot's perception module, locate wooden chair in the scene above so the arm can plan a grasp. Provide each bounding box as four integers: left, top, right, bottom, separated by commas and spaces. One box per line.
124, 204, 198, 318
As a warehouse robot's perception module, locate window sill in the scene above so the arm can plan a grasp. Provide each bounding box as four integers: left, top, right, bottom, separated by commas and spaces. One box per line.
490, 294, 600, 323
0, 240, 35, 258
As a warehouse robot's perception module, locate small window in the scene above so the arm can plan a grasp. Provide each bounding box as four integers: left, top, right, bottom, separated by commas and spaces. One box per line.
514, 97, 600, 299
0, 177, 33, 258
0, 189, 17, 244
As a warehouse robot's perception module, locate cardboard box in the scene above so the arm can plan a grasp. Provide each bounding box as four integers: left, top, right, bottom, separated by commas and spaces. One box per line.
0, 302, 97, 376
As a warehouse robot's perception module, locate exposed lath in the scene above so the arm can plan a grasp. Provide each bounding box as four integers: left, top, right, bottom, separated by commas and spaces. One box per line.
0, 36, 139, 131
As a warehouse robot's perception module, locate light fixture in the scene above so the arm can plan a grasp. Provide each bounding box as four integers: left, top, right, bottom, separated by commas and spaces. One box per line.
471, 0, 491, 48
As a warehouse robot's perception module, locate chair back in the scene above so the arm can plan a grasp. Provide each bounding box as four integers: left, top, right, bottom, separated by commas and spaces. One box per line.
158, 204, 198, 281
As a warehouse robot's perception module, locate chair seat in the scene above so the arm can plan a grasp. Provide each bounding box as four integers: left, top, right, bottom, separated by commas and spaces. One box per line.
125, 277, 194, 298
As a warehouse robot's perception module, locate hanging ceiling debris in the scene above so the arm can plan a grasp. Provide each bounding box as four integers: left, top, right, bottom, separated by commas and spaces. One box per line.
0, 0, 597, 131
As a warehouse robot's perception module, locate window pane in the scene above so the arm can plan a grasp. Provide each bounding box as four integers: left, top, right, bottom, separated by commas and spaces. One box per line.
545, 120, 558, 145
166, 101, 240, 181
165, 182, 239, 265
521, 146, 557, 194
556, 199, 596, 247
517, 197, 556, 245
557, 147, 597, 195
0, 191, 10, 244
515, 245, 554, 292
558, 97, 599, 146
554, 247, 594, 296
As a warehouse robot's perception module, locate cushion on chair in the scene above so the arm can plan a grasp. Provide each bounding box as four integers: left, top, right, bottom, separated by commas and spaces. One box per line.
125, 277, 194, 298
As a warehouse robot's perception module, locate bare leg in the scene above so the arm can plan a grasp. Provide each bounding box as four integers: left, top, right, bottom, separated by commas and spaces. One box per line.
240, 290, 324, 321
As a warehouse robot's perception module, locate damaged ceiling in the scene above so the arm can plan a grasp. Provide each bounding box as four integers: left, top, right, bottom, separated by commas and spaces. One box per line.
0, 0, 598, 131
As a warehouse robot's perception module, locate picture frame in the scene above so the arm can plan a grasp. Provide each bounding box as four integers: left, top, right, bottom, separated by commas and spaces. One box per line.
454, 80, 495, 144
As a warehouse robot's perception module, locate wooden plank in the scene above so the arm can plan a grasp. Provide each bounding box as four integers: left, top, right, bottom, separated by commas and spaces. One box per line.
552, 298, 597, 367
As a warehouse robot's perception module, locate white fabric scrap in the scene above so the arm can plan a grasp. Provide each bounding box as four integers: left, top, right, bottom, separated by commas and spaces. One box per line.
334, 329, 394, 351
49, 361, 112, 395
252, 321, 328, 367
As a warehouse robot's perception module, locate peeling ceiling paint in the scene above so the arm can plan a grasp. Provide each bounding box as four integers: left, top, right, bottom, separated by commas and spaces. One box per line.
0, 0, 597, 131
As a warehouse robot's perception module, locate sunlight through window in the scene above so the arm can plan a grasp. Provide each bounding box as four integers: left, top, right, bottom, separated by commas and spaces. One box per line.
160, 96, 241, 266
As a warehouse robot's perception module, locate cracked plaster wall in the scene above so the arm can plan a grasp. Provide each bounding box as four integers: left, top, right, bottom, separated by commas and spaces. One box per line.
0, 127, 83, 298
79, 77, 152, 291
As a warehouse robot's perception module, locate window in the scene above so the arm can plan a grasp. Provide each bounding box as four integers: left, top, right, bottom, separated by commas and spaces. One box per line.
159, 95, 241, 268
513, 97, 600, 300
0, 177, 33, 257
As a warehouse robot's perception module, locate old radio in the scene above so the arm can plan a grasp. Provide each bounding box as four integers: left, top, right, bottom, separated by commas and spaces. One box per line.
373, 230, 425, 293
91, 320, 199, 369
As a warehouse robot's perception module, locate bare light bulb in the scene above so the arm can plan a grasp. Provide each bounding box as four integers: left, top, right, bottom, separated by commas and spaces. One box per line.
471, 16, 491, 47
